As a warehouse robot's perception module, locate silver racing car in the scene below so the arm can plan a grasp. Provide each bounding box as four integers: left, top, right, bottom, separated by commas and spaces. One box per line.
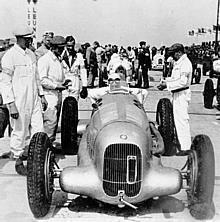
26, 89, 215, 220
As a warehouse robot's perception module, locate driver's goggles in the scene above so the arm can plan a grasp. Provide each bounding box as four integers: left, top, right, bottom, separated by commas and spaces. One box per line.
108, 78, 121, 84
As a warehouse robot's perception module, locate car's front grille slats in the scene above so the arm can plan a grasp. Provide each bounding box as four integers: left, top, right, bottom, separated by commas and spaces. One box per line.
103, 144, 142, 197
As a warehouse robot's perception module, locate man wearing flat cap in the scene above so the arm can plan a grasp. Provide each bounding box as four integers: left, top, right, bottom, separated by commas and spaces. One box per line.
158, 43, 192, 152
35, 31, 54, 60
137, 41, 151, 88
61, 35, 88, 101
0, 25, 48, 175
38, 35, 67, 145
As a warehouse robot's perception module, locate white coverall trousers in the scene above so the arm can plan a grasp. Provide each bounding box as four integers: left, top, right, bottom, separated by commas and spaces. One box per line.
172, 89, 191, 151
10, 96, 44, 157
43, 90, 62, 143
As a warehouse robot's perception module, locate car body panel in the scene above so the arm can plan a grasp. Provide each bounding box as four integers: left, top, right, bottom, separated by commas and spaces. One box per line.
60, 93, 182, 206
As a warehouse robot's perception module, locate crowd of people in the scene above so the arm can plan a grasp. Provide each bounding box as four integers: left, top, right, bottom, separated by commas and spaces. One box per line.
0, 24, 201, 176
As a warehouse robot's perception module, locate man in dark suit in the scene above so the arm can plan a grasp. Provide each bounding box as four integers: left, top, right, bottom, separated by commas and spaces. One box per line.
62, 36, 88, 101
137, 41, 152, 88
86, 41, 99, 88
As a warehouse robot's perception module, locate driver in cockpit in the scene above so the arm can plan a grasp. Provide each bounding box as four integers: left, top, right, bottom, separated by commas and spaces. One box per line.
87, 73, 148, 105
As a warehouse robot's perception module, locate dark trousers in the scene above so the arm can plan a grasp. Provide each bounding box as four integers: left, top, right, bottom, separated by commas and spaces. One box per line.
138, 63, 149, 88
88, 66, 98, 87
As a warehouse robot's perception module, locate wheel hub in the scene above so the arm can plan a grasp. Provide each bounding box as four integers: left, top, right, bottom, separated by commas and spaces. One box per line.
44, 149, 55, 200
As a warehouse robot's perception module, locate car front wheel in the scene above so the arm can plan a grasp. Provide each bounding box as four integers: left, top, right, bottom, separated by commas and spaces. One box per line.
27, 132, 55, 218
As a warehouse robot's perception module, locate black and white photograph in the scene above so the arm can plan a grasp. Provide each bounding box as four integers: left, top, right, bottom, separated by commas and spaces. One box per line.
0, 0, 219, 221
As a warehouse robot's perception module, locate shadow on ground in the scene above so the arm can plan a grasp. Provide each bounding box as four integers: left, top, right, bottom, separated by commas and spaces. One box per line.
57, 195, 186, 218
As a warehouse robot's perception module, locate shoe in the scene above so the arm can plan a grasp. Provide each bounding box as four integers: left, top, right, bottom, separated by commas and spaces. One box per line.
87, 85, 94, 89
51, 144, 62, 155
0, 151, 15, 160
15, 158, 27, 176
176, 150, 190, 156
19, 153, 28, 161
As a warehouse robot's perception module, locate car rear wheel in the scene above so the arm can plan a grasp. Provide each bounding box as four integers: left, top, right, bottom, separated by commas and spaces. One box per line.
61, 96, 78, 155
0, 107, 9, 138
203, 63, 207, 76
156, 98, 180, 156
194, 68, 201, 84
216, 77, 220, 106
187, 134, 215, 220
203, 79, 215, 109
209, 69, 214, 78
27, 132, 55, 218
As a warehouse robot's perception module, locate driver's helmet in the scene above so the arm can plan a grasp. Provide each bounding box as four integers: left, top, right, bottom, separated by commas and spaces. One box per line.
108, 73, 129, 92
115, 65, 127, 80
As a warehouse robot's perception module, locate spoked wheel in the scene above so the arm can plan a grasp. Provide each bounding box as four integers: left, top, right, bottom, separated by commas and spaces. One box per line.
61, 96, 78, 155
27, 132, 57, 218
186, 134, 215, 220
44, 148, 56, 202
156, 98, 181, 156
185, 150, 198, 202
194, 68, 201, 84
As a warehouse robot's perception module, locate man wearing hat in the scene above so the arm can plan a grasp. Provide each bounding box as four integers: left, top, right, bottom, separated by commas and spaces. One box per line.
35, 31, 54, 60
38, 35, 67, 145
61, 35, 88, 101
137, 41, 152, 88
0, 25, 48, 175
158, 43, 192, 152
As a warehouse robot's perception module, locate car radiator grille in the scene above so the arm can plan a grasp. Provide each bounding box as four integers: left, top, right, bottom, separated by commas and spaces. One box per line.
103, 144, 142, 197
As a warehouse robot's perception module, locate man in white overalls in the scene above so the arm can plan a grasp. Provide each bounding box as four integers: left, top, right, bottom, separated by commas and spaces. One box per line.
1, 26, 47, 175
158, 43, 192, 151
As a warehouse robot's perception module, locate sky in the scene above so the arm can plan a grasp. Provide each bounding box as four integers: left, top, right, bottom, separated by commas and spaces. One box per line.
0, 0, 218, 47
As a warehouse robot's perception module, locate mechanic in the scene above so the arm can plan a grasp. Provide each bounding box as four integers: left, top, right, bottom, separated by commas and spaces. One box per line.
0, 26, 47, 175
61, 36, 88, 100
127, 46, 136, 73
88, 73, 148, 105
38, 36, 66, 145
158, 43, 192, 151
35, 31, 54, 60
86, 41, 99, 88
137, 41, 152, 88
95, 42, 106, 83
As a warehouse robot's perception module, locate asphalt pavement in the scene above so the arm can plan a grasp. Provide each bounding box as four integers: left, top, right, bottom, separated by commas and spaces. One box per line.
0, 70, 220, 222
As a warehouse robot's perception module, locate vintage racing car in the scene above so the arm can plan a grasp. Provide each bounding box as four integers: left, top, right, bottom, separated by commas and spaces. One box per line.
151, 53, 164, 71
26, 89, 215, 220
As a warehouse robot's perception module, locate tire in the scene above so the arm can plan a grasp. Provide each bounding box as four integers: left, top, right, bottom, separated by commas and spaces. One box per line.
0, 107, 9, 138
203, 79, 215, 109
156, 98, 181, 156
209, 69, 214, 78
194, 68, 201, 84
187, 135, 215, 220
216, 76, 220, 105
203, 63, 207, 76
61, 96, 78, 155
27, 132, 54, 218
